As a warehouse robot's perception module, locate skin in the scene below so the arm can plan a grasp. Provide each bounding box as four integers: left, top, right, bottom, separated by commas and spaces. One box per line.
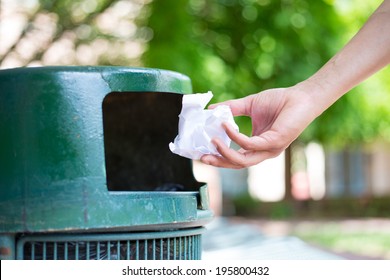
201, 0, 390, 169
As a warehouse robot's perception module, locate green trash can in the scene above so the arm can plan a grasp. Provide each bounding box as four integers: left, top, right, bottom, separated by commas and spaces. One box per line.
0, 66, 213, 260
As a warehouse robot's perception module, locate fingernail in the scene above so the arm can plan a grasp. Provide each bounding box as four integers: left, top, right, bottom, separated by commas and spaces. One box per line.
222, 122, 231, 129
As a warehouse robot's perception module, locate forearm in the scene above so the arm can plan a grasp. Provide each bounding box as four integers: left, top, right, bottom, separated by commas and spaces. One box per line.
298, 0, 390, 117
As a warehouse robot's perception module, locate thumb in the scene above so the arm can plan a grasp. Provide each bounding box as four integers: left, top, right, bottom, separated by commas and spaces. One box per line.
208, 96, 252, 117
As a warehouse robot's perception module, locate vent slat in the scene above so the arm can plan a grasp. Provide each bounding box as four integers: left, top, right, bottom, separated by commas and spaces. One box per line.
19, 230, 202, 260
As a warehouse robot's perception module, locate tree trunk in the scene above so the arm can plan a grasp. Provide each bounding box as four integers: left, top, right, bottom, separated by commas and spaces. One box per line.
284, 145, 293, 201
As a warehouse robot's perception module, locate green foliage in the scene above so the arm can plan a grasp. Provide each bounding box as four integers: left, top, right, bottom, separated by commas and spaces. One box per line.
143, 0, 343, 135
142, 0, 389, 144
231, 193, 296, 219
232, 196, 390, 219
300, 0, 390, 146
0, 0, 145, 67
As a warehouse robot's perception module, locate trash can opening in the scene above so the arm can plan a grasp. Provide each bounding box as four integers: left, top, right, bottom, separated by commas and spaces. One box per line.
102, 91, 202, 192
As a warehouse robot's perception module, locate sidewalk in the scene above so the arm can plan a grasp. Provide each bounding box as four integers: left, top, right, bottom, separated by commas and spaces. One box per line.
202, 218, 343, 260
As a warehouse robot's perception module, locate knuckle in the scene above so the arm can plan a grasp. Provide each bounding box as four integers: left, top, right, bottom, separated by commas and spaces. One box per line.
241, 141, 257, 150
268, 136, 288, 151
234, 156, 248, 167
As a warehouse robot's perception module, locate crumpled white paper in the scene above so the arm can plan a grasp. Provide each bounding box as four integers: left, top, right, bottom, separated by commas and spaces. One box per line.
169, 91, 238, 160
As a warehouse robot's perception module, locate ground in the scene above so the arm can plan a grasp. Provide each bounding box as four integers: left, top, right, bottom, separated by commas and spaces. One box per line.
202, 217, 390, 260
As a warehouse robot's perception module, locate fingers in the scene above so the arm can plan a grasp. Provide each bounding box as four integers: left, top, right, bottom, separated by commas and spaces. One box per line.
201, 137, 277, 169
222, 122, 276, 151
200, 154, 243, 169
200, 149, 272, 169
200, 122, 287, 168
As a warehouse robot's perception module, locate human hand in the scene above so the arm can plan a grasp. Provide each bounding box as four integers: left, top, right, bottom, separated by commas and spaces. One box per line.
200, 86, 319, 169
201, 1, 390, 169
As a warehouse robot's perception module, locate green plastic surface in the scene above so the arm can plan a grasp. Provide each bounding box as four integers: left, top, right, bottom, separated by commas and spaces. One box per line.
0, 66, 212, 233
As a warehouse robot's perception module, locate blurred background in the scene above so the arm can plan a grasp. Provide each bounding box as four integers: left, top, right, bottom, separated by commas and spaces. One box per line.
1, 0, 389, 259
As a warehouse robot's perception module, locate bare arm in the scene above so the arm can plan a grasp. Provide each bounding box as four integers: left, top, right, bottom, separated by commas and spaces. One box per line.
303, 0, 390, 117
201, 0, 390, 169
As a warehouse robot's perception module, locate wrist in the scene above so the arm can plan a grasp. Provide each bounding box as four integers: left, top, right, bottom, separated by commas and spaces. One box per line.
292, 78, 341, 118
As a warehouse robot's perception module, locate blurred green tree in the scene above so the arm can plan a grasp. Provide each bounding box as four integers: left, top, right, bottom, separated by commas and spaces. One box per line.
142, 0, 390, 145
0, 0, 148, 67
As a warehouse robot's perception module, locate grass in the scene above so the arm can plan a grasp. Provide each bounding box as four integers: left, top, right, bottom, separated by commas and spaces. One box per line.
231, 195, 390, 259
292, 222, 390, 259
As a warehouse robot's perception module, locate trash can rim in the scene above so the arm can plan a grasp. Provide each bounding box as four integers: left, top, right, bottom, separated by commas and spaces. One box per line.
0, 65, 190, 81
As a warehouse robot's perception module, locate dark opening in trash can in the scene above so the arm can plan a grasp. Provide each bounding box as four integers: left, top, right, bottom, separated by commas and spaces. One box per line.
102, 91, 202, 192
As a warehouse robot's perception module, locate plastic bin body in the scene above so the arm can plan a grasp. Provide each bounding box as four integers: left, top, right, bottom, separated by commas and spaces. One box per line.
0, 66, 212, 260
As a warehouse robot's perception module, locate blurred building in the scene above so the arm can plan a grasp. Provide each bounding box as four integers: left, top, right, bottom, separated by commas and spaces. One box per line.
203, 140, 390, 208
